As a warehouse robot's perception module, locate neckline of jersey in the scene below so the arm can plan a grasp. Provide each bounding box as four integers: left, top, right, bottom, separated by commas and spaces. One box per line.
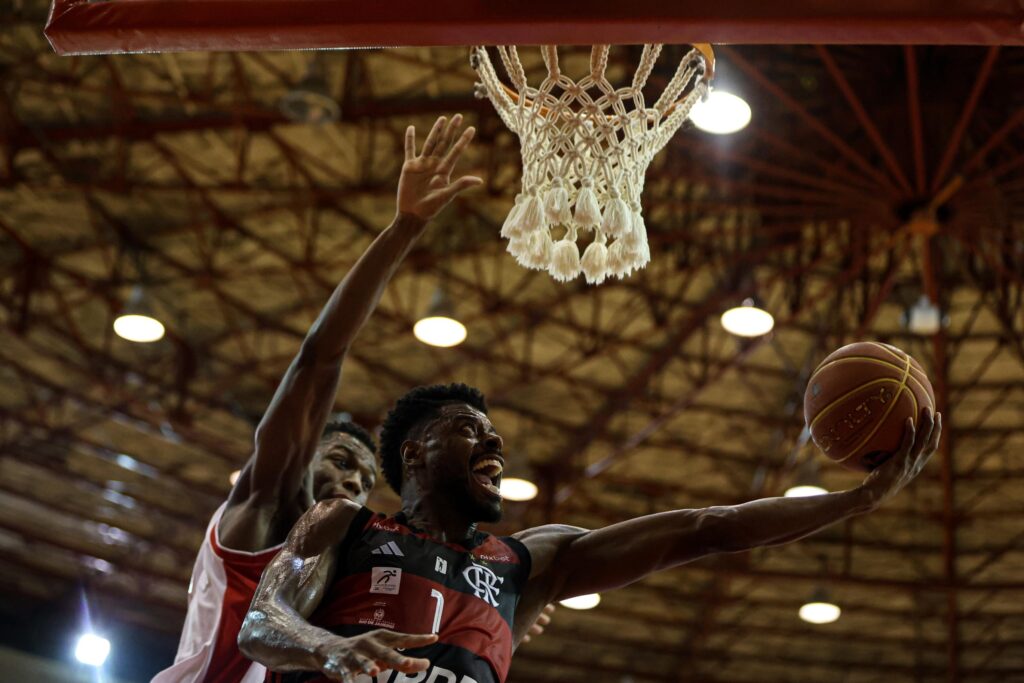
392, 511, 488, 551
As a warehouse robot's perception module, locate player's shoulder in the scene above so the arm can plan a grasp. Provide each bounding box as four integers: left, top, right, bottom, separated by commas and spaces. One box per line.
511, 525, 589, 585
290, 498, 367, 557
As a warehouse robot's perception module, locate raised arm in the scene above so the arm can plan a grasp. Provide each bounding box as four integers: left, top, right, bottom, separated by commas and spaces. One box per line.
515, 412, 940, 627
221, 115, 482, 550
238, 499, 438, 681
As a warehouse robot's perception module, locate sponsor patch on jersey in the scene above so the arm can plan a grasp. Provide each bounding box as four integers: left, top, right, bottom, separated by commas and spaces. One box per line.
351, 665, 479, 683
357, 601, 396, 630
472, 551, 513, 562
370, 518, 402, 532
370, 566, 402, 595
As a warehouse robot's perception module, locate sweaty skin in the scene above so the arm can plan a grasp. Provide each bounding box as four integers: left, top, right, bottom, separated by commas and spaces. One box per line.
238, 116, 944, 682
243, 405, 939, 681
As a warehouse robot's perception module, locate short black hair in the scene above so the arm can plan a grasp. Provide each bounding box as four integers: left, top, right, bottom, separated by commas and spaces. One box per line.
322, 416, 377, 455
379, 383, 488, 495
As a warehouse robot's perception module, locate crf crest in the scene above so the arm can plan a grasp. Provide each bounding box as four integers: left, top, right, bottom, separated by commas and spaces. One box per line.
462, 563, 503, 607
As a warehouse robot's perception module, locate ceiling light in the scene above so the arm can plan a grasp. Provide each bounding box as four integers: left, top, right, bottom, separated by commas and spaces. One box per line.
500, 477, 538, 501
560, 593, 601, 610
113, 314, 165, 343
413, 316, 467, 348
799, 589, 841, 624
784, 485, 828, 498
74, 633, 111, 666
414, 288, 466, 347
113, 286, 165, 343
229, 470, 241, 486
904, 295, 943, 336
720, 298, 774, 337
690, 89, 752, 135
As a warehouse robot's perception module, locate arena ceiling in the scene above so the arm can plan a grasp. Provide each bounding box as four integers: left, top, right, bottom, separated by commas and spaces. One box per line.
2, 2, 1024, 681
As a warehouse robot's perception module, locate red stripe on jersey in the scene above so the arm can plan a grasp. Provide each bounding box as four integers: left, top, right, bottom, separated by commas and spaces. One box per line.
204, 523, 280, 683
210, 520, 282, 565
314, 572, 514, 681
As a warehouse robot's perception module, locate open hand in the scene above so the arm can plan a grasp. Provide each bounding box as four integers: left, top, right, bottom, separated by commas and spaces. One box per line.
315, 629, 437, 683
860, 409, 941, 509
397, 114, 483, 221
521, 604, 556, 644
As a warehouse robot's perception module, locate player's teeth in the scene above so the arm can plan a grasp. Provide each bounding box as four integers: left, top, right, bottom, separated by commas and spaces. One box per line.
473, 458, 503, 475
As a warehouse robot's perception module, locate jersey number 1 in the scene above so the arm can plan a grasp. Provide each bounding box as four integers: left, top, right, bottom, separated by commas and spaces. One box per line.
429, 589, 444, 634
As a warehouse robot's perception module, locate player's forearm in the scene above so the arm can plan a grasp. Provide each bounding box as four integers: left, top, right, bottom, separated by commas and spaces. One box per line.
300, 211, 427, 364
246, 211, 427, 498
238, 601, 336, 673
692, 486, 875, 555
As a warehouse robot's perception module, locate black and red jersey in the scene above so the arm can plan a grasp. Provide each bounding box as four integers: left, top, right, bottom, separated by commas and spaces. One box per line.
267, 508, 531, 683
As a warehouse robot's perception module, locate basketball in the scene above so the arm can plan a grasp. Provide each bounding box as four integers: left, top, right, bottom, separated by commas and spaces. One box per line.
804, 342, 935, 471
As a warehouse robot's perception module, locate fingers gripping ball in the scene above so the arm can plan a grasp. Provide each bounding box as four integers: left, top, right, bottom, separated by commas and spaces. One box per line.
804, 342, 935, 471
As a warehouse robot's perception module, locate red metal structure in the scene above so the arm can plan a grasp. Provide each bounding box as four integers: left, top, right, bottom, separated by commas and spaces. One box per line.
45, 0, 1024, 55
0, 1, 1022, 681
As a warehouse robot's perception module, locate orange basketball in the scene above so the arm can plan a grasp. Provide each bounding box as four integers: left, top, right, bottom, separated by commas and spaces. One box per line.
803, 342, 935, 471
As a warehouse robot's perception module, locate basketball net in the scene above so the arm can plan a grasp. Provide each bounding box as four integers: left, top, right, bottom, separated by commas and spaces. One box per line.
472, 44, 714, 284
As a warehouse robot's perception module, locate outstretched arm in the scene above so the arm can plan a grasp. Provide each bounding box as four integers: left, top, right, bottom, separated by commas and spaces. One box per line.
514, 412, 940, 628
238, 499, 437, 681
221, 115, 482, 550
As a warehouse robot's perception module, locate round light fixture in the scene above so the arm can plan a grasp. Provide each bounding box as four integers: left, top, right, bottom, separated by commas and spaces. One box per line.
560, 593, 601, 610
413, 316, 467, 348
229, 470, 241, 486
904, 295, 943, 336
784, 485, 828, 498
720, 298, 774, 337
113, 314, 166, 343
500, 477, 538, 501
799, 600, 841, 624
690, 89, 752, 135
74, 633, 111, 667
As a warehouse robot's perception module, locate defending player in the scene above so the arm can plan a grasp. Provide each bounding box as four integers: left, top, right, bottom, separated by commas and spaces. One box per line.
152, 113, 487, 683
237, 116, 943, 683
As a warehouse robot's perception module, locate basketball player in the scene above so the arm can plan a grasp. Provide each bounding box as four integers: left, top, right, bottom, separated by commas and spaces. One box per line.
152, 113, 493, 683
237, 120, 943, 683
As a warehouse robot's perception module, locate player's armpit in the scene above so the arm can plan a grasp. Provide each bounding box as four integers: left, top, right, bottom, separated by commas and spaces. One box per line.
510, 524, 585, 643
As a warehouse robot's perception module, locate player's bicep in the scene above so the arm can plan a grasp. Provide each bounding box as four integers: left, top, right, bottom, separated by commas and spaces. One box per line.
248, 350, 340, 500
252, 499, 362, 616
530, 510, 715, 601
251, 545, 329, 620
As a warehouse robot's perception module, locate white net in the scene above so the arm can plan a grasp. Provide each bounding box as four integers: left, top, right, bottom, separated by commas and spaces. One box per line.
472, 44, 713, 284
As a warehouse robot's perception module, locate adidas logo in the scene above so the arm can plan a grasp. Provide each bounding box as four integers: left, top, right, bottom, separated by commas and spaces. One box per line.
371, 541, 404, 557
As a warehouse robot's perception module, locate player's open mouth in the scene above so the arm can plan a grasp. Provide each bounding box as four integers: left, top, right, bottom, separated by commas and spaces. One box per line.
470, 455, 503, 497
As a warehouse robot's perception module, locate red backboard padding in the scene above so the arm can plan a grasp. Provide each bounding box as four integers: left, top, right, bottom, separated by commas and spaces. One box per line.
45, 0, 1024, 55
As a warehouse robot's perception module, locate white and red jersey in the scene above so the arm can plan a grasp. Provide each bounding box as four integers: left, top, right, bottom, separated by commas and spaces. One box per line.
152, 503, 283, 683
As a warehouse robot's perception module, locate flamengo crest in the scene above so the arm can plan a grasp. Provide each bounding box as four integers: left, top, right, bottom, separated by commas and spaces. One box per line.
463, 563, 503, 607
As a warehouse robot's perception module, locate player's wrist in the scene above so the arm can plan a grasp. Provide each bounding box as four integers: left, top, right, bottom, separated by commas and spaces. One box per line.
393, 210, 430, 230
851, 482, 882, 512
312, 637, 347, 672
